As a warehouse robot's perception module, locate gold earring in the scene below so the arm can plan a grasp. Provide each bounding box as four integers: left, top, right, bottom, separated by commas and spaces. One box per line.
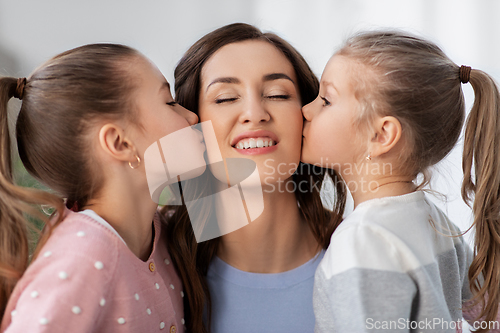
366, 154, 372, 161
129, 155, 141, 169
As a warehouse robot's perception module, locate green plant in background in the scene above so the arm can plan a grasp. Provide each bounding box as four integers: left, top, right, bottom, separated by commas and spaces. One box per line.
13, 157, 45, 194
158, 186, 173, 208
12, 156, 51, 254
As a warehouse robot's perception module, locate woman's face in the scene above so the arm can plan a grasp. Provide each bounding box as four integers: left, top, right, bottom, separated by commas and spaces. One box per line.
198, 40, 303, 187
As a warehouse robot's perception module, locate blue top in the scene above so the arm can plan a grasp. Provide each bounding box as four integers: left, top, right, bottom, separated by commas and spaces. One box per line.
206, 250, 325, 333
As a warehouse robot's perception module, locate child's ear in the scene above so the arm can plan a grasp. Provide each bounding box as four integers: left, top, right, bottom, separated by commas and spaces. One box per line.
369, 116, 402, 158
98, 123, 136, 162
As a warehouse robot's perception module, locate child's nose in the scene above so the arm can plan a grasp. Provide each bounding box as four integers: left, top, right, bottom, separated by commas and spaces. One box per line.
302, 98, 317, 121
181, 106, 199, 126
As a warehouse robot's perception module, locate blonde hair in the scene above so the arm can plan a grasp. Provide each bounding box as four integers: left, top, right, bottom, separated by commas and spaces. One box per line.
338, 30, 500, 330
0, 44, 139, 317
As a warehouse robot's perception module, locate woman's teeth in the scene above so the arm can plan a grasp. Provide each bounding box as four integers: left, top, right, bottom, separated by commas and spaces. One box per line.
235, 137, 275, 149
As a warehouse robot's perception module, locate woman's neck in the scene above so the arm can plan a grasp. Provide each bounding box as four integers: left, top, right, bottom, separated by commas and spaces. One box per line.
217, 179, 320, 273
82, 179, 156, 261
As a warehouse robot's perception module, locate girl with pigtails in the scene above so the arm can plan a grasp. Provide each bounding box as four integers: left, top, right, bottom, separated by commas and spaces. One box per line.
0, 44, 200, 332
302, 31, 500, 332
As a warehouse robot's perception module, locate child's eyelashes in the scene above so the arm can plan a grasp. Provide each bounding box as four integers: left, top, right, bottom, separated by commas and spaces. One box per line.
166, 101, 178, 106
321, 96, 331, 106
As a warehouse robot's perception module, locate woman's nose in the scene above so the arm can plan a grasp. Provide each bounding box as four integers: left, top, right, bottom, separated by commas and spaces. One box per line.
240, 98, 270, 124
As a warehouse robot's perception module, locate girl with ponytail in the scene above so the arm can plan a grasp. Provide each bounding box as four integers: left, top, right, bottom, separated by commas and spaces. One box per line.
302, 31, 500, 332
0, 44, 199, 332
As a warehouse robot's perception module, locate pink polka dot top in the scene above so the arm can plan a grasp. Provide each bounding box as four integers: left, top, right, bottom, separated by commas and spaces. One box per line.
1, 208, 185, 333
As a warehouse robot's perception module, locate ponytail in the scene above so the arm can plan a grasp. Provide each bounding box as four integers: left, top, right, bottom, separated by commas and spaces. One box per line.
0, 77, 64, 318
0, 44, 140, 319
462, 69, 500, 329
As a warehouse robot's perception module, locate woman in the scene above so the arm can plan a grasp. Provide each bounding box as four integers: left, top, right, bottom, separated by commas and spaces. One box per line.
164, 23, 346, 333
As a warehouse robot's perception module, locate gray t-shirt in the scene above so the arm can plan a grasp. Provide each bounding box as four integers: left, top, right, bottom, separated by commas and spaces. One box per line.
314, 191, 474, 332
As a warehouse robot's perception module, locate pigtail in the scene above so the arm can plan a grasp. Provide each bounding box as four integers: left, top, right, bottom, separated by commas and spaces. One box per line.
461, 69, 500, 329
0, 77, 64, 318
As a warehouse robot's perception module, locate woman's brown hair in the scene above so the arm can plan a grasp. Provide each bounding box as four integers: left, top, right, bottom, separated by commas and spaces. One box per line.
162, 23, 346, 333
0, 43, 139, 317
337, 30, 500, 331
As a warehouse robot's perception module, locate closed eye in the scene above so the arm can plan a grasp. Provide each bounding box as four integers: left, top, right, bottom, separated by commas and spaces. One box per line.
267, 94, 290, 100
321, 96, 331, 106
215, 97, 238, 104
166, 101, 177, 106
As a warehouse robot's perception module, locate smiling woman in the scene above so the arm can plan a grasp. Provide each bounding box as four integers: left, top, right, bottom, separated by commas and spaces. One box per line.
162, 23, 346, 333
199, 39, 303, 186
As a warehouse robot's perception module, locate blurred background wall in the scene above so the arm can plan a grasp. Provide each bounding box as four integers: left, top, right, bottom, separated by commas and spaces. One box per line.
1, 0, 499, 247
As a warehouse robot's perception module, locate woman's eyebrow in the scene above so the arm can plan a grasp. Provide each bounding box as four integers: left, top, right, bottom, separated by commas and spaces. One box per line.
263, 73, 295, 84
206, 77, 240, 92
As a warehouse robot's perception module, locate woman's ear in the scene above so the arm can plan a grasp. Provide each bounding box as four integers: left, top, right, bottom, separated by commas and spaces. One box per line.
98, 123, 136, 162
369, 116, 402, 158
